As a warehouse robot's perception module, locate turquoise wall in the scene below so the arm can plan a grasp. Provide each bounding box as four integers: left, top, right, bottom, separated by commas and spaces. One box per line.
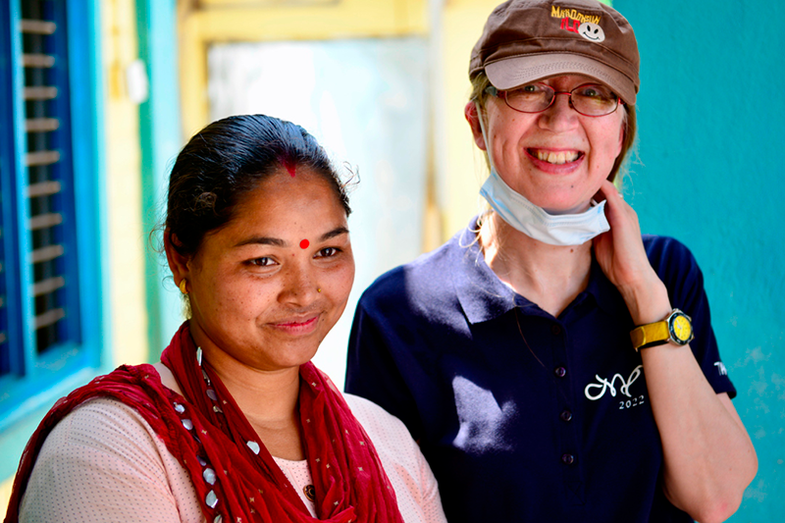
615, 1, 785, 520
136, 0, 185, 360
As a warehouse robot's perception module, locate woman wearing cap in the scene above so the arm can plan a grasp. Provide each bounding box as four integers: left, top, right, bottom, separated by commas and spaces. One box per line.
345, 1, 757, 522
5, 115, 447, 523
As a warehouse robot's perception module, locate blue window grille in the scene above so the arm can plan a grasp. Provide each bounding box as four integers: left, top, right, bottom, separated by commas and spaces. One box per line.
0, 0, 105, 431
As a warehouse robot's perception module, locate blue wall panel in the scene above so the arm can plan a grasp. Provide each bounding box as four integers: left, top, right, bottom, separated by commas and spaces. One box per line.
615, 1, 785, 519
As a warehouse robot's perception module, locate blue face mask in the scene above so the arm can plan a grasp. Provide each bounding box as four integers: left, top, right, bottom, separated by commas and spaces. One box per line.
475, 102, 611, 247
479, 169, 610, 246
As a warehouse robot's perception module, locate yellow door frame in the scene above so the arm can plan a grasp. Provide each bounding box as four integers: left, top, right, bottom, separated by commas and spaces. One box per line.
177, 0, 427, 138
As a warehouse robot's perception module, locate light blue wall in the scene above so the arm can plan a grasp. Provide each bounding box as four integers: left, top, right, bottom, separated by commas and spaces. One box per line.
136, 0, 185, 360
615, 1, 785, 519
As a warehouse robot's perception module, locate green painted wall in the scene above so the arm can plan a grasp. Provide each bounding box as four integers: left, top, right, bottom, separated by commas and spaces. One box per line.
615, 1, 785, 519
136, 0, 184, 360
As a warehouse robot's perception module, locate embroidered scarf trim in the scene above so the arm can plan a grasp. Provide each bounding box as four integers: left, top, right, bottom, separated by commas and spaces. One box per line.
5, 322, 404, 523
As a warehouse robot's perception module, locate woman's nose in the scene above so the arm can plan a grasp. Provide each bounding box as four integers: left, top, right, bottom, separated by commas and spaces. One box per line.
279, 264, 318, 305
539, 92, 579, 130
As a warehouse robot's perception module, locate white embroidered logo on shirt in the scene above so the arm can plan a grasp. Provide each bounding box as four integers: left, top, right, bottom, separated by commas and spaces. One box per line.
714, 361, 728, 376
584, 365, 643, 401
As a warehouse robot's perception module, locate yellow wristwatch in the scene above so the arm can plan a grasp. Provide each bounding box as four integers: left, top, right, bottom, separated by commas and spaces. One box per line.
630, 309, 694, 352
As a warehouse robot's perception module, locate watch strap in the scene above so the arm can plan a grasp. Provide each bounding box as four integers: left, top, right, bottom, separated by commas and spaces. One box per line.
630, 320, 671, 352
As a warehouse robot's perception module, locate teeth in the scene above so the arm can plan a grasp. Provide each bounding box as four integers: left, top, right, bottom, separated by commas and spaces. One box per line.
535, 150, 579, 164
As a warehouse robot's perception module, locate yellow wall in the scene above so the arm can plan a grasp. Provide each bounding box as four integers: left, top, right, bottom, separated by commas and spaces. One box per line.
438, 0, 501, 239
0, 477, 11, 520
103, 0, 150, 368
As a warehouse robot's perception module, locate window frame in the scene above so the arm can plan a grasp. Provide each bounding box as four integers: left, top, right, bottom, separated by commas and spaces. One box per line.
0, 0, 107, 469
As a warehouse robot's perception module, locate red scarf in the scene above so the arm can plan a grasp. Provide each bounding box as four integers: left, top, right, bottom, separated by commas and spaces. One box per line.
5, 323, 404, 523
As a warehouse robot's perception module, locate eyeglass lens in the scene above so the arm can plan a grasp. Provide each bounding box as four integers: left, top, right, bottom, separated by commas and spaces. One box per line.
503, 83, 619, 116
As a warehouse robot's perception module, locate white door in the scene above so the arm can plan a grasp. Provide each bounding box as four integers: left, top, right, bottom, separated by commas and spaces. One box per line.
208, 37, 429, 386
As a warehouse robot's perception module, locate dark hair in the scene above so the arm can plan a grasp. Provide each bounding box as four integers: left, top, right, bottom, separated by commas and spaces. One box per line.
166, 114, 351, 258
469, 72, 637, 183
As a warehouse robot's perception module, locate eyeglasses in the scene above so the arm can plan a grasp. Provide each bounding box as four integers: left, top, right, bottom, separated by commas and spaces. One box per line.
485, 83, 623, 117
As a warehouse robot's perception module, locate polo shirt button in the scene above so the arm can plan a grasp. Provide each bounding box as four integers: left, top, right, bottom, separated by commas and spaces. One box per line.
551, 324, 562, 336
554, 366, 567, 378
561, 453, 576, 465
560, 410, 573, 422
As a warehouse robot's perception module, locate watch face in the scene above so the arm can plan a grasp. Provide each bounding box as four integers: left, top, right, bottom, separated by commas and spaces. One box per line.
670, 313, 693, 344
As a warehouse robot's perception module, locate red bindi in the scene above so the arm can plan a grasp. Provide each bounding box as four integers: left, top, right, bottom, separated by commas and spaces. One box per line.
283, 159, 296, 177
299, 239, 310, 249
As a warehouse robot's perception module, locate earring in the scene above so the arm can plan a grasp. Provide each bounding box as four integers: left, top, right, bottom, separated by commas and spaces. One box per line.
179, 279, 188, 295
317, 288, 322, 293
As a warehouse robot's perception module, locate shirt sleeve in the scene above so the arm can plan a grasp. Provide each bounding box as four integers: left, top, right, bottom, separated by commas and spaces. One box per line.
19, 397, 205, 523
646, 236, 736, 398
345, 287, 426, 441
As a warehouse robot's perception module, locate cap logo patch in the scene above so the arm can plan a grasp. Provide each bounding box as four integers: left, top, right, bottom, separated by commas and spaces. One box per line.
552, 6, 603, 42
578, 22, 605, 42
551, 6, 601, 25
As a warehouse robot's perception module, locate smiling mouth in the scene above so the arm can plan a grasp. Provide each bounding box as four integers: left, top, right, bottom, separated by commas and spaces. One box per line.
275, 316, 318, 328
530, 149, 582, 165
269, 316, 320, 337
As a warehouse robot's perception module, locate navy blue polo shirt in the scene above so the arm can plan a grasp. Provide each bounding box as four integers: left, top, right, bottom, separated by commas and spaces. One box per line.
346, 217, 735, 523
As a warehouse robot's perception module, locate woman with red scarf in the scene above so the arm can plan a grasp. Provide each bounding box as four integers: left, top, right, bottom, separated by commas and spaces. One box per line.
5, 115, 447, 523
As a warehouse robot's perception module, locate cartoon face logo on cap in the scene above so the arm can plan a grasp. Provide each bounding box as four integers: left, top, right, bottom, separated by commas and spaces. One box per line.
578, 23, 605, 43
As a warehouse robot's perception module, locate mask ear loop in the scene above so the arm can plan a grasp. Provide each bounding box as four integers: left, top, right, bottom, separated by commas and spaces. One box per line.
475, 101, 497, 172
475, 100, 499, 230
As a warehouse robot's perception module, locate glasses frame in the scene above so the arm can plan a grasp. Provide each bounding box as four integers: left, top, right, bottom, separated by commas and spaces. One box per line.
485, 83, 624, 118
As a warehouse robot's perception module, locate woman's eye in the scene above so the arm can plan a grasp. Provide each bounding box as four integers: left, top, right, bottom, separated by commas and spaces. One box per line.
249, 257, 275, 267
508, 84, 547, 100
315, 247, 340, 258
577, 85, 614, 100
512, 84, 542, 96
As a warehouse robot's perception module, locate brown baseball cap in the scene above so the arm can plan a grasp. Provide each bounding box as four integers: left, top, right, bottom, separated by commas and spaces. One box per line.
469, 0, 640, 104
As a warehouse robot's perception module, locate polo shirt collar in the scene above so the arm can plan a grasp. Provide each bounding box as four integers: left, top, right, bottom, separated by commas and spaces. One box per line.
452, 217, 519, 324
452, 216, 627, 324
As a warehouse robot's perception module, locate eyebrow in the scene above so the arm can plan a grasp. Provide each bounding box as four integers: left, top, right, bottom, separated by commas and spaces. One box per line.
234, 226, 349, 248
319, 226, 350, 242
